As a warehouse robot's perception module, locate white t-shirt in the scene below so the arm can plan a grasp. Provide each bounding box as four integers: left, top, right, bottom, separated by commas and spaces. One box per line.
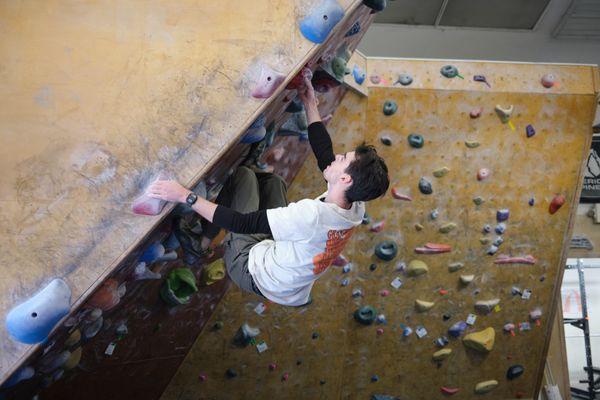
248, 192, 365, 306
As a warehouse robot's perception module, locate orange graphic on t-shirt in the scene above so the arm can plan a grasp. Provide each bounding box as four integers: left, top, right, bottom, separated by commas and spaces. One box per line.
312, 228, 354, 275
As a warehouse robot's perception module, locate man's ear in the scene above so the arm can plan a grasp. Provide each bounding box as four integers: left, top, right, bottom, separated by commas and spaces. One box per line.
340, 173, 353, 186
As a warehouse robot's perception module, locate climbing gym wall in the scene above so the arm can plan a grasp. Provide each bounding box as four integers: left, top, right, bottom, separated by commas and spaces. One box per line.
159, 59, 598, 400
0, 0, 380, 399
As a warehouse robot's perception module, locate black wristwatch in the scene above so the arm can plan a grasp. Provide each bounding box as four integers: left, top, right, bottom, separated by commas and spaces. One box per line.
185, 192, 198, 206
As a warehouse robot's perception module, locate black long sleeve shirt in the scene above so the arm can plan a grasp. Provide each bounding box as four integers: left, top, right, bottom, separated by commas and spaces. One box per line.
212, 121, 334, 235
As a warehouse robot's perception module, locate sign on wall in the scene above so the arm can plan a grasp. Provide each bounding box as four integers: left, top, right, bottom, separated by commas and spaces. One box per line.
581, 135, 600, 203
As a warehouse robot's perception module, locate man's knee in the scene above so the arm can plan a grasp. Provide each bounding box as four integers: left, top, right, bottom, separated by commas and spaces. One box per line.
262, 173, 287, 190
233, 166, 255, 182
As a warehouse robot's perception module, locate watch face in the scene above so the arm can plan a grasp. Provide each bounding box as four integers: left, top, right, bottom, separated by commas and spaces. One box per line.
186, 193, 198, 206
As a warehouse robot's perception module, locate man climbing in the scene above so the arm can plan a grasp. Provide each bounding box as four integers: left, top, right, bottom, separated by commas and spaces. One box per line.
147, 76, 389, 306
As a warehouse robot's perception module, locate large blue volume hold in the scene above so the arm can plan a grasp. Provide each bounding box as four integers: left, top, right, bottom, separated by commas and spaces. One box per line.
300, 0, 345, 44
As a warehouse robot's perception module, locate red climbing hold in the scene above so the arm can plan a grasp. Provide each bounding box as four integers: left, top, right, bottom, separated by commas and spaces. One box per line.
477, 168, 491, 181
549, 194, 565, 214
415, 243, 452, 254
332, 254, 349, 267
391, 188, 412, 201
369, 220, 385, 233
470, 107, 482, 119
287, 67, 313, 91
440, 387, 460, 395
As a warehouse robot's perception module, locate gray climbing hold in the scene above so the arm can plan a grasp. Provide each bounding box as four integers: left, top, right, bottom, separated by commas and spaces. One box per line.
395, 73, 413, 86
233, 323, 260, 347
380, 135, 392, 146
448, 262, 464, 272
383, 100, 397, 116
440, 65, 459, 78
493, 236, 504, 247
487, 245, 498, 255
354, 305, 377, 325
407, 134, 424, 148
473, 196, 484, 206
482, 224, 491, 234
430, 209, 439, 220
375, 240, 398, 261
418, 177, 432, 195
507, 364, 524, 380
495, 223, 506, 234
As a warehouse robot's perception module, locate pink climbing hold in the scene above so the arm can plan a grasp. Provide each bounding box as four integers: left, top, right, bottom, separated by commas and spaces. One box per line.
282, 372, 289, 381
541, 74, 556, 89
251, 65, 285, 99
132, 172, 171, 216
269, 363, 277, 371
198, 373, 207, 382
376, 328, 384, 335
332, 254, 349, 267
391, 188, 412, 201
477, 168, 490, 181
470, 107, 483, 119
379, 289, 390, 297
494, 255, 537, 265
370, 75, 381, 84
415, 243, 452, 254
441, 387, 460, 395
370, 220, 385, 233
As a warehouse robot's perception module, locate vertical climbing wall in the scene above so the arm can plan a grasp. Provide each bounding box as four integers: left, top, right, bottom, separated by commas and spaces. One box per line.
160, 60, 598, 400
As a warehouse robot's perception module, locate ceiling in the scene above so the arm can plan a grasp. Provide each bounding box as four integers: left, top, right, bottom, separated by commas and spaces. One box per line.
553, 0, 600, 39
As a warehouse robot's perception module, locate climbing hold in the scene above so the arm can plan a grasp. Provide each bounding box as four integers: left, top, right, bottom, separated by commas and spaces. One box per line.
354, 305, 377, 325
370, 263, 378, 271
132, 173, 171, 215
541, 74, 556, 88
497, 209, 510, 222
473, 74, 491, 88
63, 346, 82, 370
371, 374, 380, 382
379, 289, 389, 297
213, 321, 224, 331
370, 75, 381, 84
414, 223, 423, 231
331, 56, 350, 80
391, 188, 412, 201
407, 134, 424, 148
341, 278, 349, 286
439, 223, 457, 234
2, 366, 35, 388
370, 220, 385, 232
440, 387, 460, 396
470, 107, 483, 118
435, 336, 450, 347
395, 73, 413, 86
465, 140, 480, 148
375, 240, 398, 261
443, 314, 452, 321
448, 262, 464, 272
495, 104, 514, 123
415, 299, 435, 312
433, 167, 450, 178
377, 314, 387, 324
407, 260, 429, 276
352, 65, 366, 85
242, 124, 267, 144
507, 365, 524, 380
419, 177, 433, 194
474, 380, 498, 394
415, 243, 452, 254
160, 268, 198, 306
376, 328, 384, 335
287, 67, 313, 91
332, 254, 348, 267
6, 279, 71, 344
440, 65, 460, 78
494, 255, 537, 265
201, 259, 226, 286
383, 100, 397, 116
312, 332, 319, 339
363, 0, 387, 12
495, 223, 506, 234
133, 262, 161, 281
299, 0, 344, 43
474, 299, 500, 314
380, 135, 392, 146
480, 237, 490, 245
482, 224, 491, 233
269, 363, 277, 371
198, 373, 207, 382
463, 327, 495, 353
460, 274, 475, 284
493, 236, 504, 247
226, 368, 238, 378
352, 287, 363, 298
504, 323, 516, 334
282, 372, 290, 381
234, 323, 260, 347
345, 21, 361, 37
251, 65, 285, 99
430, 209, 439, 219
88, 278, 122, 311
549, 194, 565, 214
140, 242, 166, 264
433, 348, 452, 361
529, 307, 543, 321
362, 212, 371, 225
65, 329, 81, 347
526, 124, 536, 138
487, 245, 499, 255
477, 168, 490, 181
529, 197, 535, 206
343, 264, 352, 273
448, 321, 468, 337
371, 396, 399, 400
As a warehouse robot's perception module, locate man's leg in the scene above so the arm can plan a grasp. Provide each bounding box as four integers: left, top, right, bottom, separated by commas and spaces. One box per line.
255, 172, 289, 210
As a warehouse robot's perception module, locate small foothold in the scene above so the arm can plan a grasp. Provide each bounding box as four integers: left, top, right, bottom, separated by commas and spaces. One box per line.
435, 336, 449, 347
440, 65, 460, 78
312, 332, 319, 339
352, 65, 366, 85
430, 209, 439, 219
379, 289, 390, 297
332, 254, 349, 267
213, 321, 224, 331
376, 314, 387, 324
440, 386, 460, 395
354, 306, 377, 325
474, 299, 500, 314
526, 124, 536, 138
463, 327, 495, 353
269, 363, 277, 371
529, 197, 535, 206
199, 373, 207, 382
415, 243, 452, 254
494, 254, 537, 265
487, 245, 499, 255
474, 380, 498, 394
391, 188, 412, 201
341, 278, 349, 287
320, 379, 327, 385
495, 104, 514, 123
474, 74, 491, 87
504, 323, 516, 333
443, 313, 451, 321
448, 321, 468, 338
480, 237, 490, 245
370, 263, 377, 271
251, 65, 285, 99
380, 135, 392, 146
465, 140, 480, 148
433, 167, 450, 178
299, 0, 345, 44
549, 194, 565, 214
371, 374, 380, 382
370, 220, 385, 232
395, 73, 413, 86
448, 262, 464, 272
376, 328, 384, 335
415, 299, 435, 312
160, 268, 198, 306
375, 240, 398, 261
226, 368, 238, 378
473, 196, 485, 206
507, 365, 524, 380
541, 74, 556, 88
419, 177, 433, 195
362, 212, 371, 225
402, 325, 413, 337
483, 224, 491, 233
495, 223, 506, 234
529, 307, 543, 321
414, 223, 424, 231
6, 279, 71, 344
470, 107, 483, 118
439, 223, 457, 234
477, 168, 491, 181
407, 134, 424, 148
370, 75, 381, 84
460, 274, 475, 284
233, 323, 260, 347
345, 20, 361, 37
493, 236, 503, 247
432, 348, 452, 361
282, 372, 289, 381
342, 264, 352, 273
496, 209, 509, 222
407, 260, 429, 276
383, 100, 397, 116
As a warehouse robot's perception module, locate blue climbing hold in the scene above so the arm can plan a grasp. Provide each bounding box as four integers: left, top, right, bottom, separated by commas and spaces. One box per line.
363, 0, 387, 12
352, 64, 366, 85
2, 366, 35, 388
249, 113, 266, 129
448, 321, 468, 338
140, 242, 165, 264
241, 126, 267, 144
299, 0, 345, 44
6, 279, 71, 344
345, 21, 361, 37
285, 98, 304, 113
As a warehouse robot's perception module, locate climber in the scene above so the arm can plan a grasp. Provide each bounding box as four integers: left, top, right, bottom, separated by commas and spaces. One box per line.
147, 75, 389, 306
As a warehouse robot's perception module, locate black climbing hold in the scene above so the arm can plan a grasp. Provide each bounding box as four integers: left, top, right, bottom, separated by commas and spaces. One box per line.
320, 379, 326, 385
369, 263, 377, 271
345, 21, 361, 37
312, 332, 319, 339
372, 396, 399, 400
418, 177, 433, 195
362, 212, 371, 225
285, 98, 304, 113
354, 305, 377, 325
371, 374, 379, 382
213, 321, 223, 330
296, 359, 303, 366
529, 197, 535, 206
382, 100, 397, 116
380, 136, 392, 146
395, 74, 413, 86
407, 134, 424, 148
374, 240, 398, 261
507, 364, 524, 380
226, 368, 238, 378
440, 65, 459, 78
443, 313, 451, 321
363, 0, 387, 12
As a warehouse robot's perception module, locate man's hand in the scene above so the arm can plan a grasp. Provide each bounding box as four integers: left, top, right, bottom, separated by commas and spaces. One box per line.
298, 75, 321, 124
147, 180, 191, 204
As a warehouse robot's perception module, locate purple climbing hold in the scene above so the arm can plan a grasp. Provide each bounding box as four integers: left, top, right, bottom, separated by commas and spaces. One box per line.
299, 0, 345, 44
526, 124, 536, 138
473, 75, 491, 88
529, 198, 535, 206
496, 209, 509, 222
345, 21, 361, 37
251, 65, 285, 99
448, 321, 468, 338
371, 374, 380, 382
495, 223, 506, 235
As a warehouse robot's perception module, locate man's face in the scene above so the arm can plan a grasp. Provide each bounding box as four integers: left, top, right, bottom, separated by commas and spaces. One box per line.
324, 151, 356, 183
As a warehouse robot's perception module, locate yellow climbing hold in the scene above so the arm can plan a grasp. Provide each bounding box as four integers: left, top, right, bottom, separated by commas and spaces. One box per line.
63, 346, 82, 370
415, 299, 435, 312
460, 274, 475, 284
448, 262, 464, 272
465, 140, 480, 148
480, 237, 490, 245
474, 380, 498, 394
407, 260, 429, 276
433, 167, 450, 178
433, 348, 452, 361
463, 327, 495, 353
202, 259, 226, 286
439, 223, 457, 233
415, 223, 424, 231
65, 329, 81, 347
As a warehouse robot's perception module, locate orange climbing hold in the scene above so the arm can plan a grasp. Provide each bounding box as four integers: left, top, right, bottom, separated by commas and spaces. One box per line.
549, 194, 565, 214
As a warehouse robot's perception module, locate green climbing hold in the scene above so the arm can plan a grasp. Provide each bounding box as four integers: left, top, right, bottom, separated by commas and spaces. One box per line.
354, 305, 377, 325
160, 268, 198, 306
465, 140, 480, 148
407, 134, 424, 148
383, 100, 397, 116
407, 260, 428, 276
331, 56, 349, 80
433, 167, 450, 178
439, 222, 457, 233
448, 262, 464, 272
473, 196, 484, 206
375, 240, 398, 261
